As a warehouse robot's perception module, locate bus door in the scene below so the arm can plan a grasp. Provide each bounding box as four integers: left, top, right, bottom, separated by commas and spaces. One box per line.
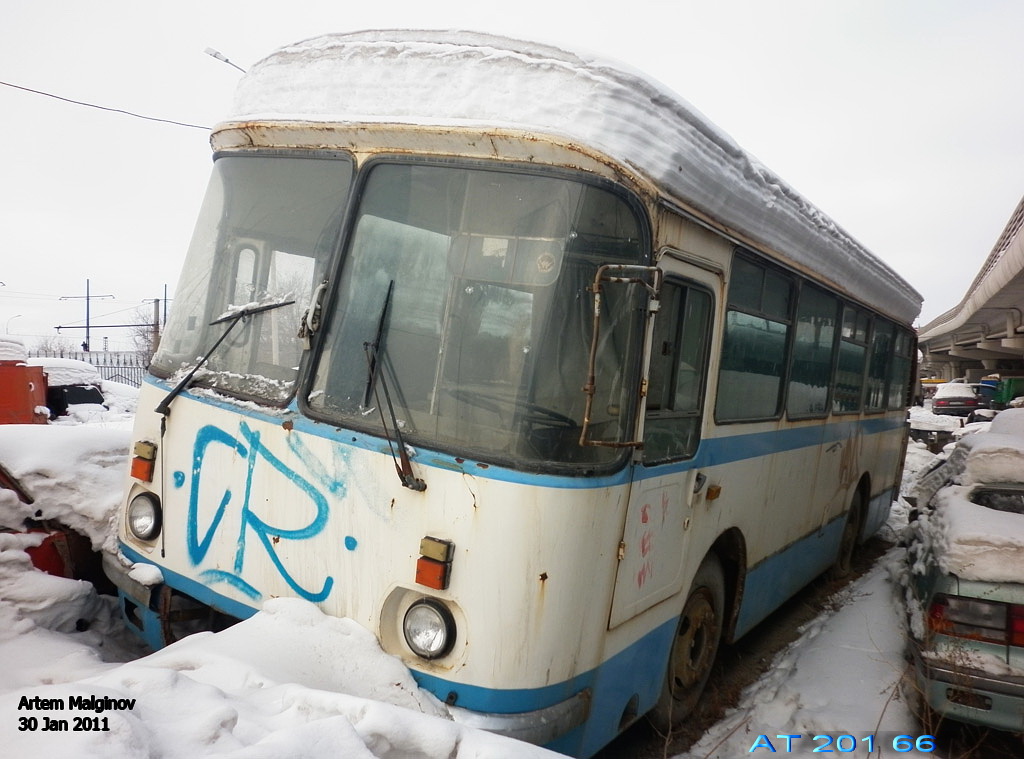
609, 257, 718, 628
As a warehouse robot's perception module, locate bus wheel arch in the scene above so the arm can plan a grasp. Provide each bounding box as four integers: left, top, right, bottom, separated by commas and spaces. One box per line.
648, 551, 726, 731
829, 478, 869, 580
710, 529, 745, 644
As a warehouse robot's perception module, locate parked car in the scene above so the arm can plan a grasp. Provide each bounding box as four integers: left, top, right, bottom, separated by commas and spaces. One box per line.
903, 409, 1024, 734
26, 357, 107, 420
931, 382, 983, 417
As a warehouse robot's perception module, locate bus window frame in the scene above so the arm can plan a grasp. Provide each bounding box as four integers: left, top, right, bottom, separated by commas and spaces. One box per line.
641, 275, 716, 466
714, 249, 796, 425
785, 280, 842, 422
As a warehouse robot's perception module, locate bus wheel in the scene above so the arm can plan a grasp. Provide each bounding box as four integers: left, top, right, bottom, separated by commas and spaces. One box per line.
828, 491, 864, 581
649, 553, 724, 731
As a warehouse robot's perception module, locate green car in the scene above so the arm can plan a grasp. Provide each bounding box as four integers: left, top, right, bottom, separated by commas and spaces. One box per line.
904, 409, 1024, 734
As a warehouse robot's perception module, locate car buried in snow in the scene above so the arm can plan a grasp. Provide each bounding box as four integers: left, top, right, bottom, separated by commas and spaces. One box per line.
903, 408, 1024, 734
930, 382, 983, 419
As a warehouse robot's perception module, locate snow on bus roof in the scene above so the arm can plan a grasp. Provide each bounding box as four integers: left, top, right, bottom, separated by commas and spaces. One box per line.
227, 29, 922, 324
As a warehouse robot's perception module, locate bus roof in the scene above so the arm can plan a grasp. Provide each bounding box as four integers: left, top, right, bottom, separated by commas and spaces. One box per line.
226, 30, 922, 324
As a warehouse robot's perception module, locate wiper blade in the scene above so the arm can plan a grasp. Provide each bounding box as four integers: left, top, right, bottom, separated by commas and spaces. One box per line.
155, 299, 295, 417
362, 281, 426, 492
363, 281, 394, 408
210, 298, 296, 325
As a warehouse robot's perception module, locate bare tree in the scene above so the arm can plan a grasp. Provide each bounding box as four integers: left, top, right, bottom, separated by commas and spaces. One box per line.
31, 334, 77, 356
129, 303, 161, 365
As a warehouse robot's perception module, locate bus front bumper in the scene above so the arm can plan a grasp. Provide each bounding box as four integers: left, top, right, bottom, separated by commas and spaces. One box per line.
447, 688, 591, 747
102, 551, 166, 651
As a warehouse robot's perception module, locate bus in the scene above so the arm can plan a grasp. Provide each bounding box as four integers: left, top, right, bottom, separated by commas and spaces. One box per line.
103, 30, 922, 757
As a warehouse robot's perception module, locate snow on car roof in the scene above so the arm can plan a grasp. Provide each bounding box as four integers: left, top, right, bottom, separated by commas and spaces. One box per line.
226, 30, 922, 324
933, 382, 978, 398
26, 357, 102, 387
926, 408, 1024, 582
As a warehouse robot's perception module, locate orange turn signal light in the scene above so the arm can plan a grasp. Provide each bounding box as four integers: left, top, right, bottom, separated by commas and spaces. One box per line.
130, 456, 155, 482
415, 536, 454, 590
131, 440, 157, 483
416, 556, 450, 590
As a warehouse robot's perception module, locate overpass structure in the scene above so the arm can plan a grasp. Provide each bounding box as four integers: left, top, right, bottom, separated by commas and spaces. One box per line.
918, 194, 1024, 381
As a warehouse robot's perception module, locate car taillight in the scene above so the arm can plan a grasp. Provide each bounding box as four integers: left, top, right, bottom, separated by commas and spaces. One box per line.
928, 593, 1024, 646
1012, 605, 1024, 647
934, 400, 948, 407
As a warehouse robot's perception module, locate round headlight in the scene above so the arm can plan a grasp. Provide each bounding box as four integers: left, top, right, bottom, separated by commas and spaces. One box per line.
127, 492, 162, 541
403, 599, 456, 660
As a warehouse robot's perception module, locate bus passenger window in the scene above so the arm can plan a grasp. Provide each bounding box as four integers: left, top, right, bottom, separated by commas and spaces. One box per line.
887, 329, 915, 409
865, 319, 894, 411
716, 253, 793, 422
787, 284, 839, 418
833, 305, 870, 413
644, 282, 712, 462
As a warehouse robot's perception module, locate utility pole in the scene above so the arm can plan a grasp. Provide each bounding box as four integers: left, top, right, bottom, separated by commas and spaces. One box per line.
58, 279, 113, 351
151, 298, 161, 353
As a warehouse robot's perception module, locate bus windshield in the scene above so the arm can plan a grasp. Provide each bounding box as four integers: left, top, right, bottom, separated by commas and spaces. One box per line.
150, 154, 354, 402
307, 163, 646, 471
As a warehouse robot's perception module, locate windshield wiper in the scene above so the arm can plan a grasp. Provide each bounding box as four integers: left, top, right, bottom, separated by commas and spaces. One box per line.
363, 281, 393, 408
363, 281, 426, 492
155, 299, 295, 417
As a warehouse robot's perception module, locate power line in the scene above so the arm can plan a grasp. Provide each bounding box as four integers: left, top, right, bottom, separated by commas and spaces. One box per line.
0, 79, 210, 131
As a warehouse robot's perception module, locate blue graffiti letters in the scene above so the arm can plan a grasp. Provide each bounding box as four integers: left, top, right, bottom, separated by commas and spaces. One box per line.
188, 422, 335, 602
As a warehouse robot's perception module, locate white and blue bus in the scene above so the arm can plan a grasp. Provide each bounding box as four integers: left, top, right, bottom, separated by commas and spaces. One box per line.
104, 31, 922, 757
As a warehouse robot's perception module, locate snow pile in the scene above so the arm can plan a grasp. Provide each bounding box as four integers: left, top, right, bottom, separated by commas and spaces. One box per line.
27, 357, 102, 387
930, 487, 1024, 582
901, 440, 938, 497
227, 30, 920, 324
0, 425, 132, 553
958, 406, 1024, 484
0, 412, 561, 757
677, 556, 924, 758
0, 557, 560, 758
0, 532, 108, 638
97, 379, 139, 418
0, 336, 28, 362
907, 405, 963, 433
906, 408, 1024, 582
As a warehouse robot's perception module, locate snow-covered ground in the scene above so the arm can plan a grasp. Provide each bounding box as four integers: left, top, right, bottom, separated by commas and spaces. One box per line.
0, 399, 952, 758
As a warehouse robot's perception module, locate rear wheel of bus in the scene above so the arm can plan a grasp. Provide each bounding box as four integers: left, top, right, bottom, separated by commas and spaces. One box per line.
828, 490, 864, 581
649, 552, 725, 731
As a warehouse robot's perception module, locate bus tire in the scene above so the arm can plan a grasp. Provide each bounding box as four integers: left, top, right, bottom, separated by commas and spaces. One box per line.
648, 553, 725, 732
828, 490, 864, 581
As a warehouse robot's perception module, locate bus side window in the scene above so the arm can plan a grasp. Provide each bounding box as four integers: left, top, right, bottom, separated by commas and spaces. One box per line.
643, 281, 712, 463
865, 318, 895, 411
833, 305, 870, 413
716, 254, 794, 422
887, 328, 915, 409
787, 284, 840, 418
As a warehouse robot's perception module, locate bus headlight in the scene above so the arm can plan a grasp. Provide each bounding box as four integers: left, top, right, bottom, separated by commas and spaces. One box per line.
127, 492, 162, 541
403, 598, 456, 660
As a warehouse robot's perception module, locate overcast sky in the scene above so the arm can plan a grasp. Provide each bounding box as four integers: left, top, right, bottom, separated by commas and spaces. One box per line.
2, 0, 1022, 350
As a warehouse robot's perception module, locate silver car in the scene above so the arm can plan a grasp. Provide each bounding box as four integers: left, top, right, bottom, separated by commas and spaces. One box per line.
903, 409, 1024, 733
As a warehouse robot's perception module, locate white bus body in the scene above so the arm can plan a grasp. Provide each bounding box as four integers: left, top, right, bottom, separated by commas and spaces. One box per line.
104, 31, 922, 757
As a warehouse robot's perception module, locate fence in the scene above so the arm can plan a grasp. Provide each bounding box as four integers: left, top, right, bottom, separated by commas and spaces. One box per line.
28, 350, 149, 388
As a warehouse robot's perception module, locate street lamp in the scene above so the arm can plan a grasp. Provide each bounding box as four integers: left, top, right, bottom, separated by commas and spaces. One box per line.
5, 314, 22, 334
204, 47, 246, 73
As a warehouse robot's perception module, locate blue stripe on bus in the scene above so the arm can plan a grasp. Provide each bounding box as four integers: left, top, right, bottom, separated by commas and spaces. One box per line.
411, 514, 856, 755
412, 615, 678, 757
119, 508, 863, 757
119, 543, 261, 622
143, 378, 905, 490
731, 513, 846, 637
